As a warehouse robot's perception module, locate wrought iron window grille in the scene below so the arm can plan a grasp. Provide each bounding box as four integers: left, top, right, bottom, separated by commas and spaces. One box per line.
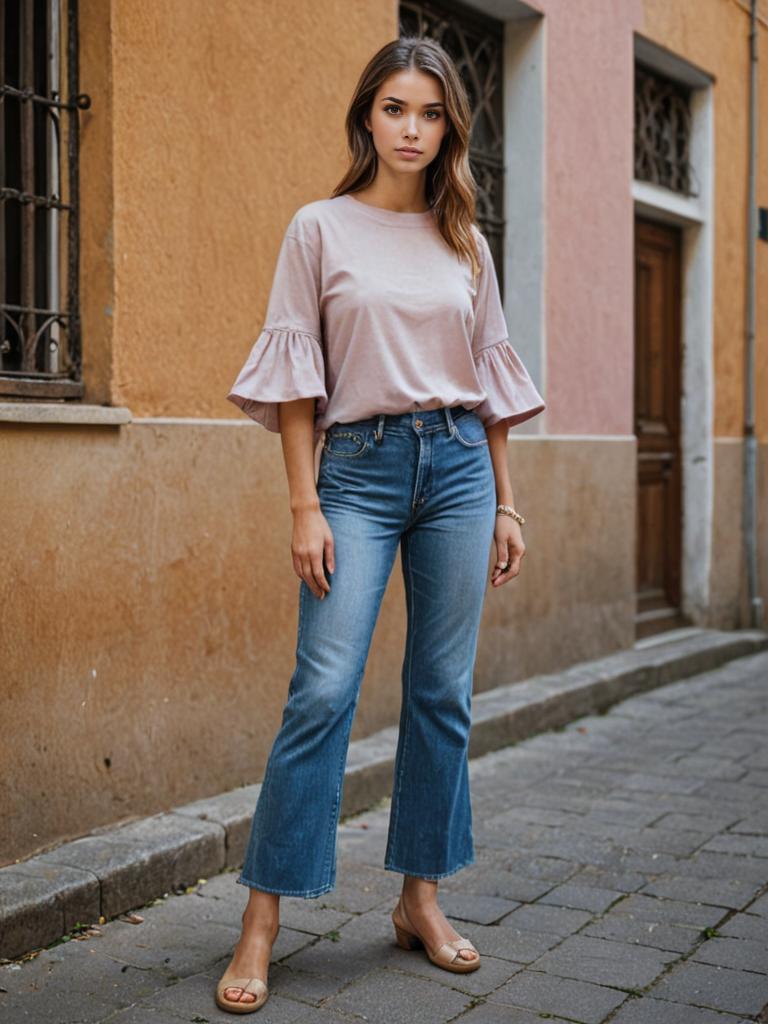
1, 0, 91, 400
635, 63, 699, 198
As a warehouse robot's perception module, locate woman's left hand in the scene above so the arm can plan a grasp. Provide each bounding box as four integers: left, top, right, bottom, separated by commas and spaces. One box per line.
491, 517, 525, 587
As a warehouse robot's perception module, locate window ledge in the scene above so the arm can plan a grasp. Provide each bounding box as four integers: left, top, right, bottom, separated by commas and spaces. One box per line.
0, 403, 132, 426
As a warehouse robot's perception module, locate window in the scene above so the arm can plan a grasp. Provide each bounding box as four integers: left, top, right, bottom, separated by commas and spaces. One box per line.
1, 0, 90, 399
635, 63, 697, 197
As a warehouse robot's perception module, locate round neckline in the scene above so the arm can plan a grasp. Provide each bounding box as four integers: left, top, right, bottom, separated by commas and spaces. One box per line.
339, 192, 435, 227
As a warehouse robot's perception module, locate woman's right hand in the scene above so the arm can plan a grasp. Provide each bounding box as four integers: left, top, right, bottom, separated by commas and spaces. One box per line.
291, 506, 335, 599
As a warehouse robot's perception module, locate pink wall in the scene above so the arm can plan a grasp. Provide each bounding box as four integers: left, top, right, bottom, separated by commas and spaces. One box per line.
541, 0, 644, 435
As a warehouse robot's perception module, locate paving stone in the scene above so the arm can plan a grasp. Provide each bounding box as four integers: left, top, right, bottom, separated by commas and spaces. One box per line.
698, 780, 768, 808
728, 813, 768, 835
438, 891, 520, 924
605, 892, 726, 929
648, 960, 768, 1015
460, 921, 560, 964
691, 935, 768, 972
618, 850, 707, 876
530, 932, 677, 989
96, 1008, 199, 1024
675, 851, 768, 883
484, 804, 584, 828
516, 832, 626, 867
441, 866, 555, 903
583, 913, 704, 954
0, 939, 173, 1023
718, 911, 768, 941
264, 960, 349, 1004
491, 854, 578, 883
536, 882, 622, 913
326, 966, 471, 1023
612, 995, 761, 1022
700, 833, 768, 857
489, 969, 628, 1022
321, 860, 401, 912
282, 908, 401, 982
668, 754, 750, 780
291, 1009, 399, 1024
567, 865, 648, 893
499, 902, 593, 937
748, 891, 768, 916
451, 1004, 568, 1024
515, 790, 598, 814
653, 812, 744, 834
619, 772, 707, 795
607, 826, 712, 857
640, 875, 762, 909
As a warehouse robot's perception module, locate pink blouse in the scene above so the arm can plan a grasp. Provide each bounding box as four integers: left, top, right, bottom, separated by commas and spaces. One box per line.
227, 192, 545, 446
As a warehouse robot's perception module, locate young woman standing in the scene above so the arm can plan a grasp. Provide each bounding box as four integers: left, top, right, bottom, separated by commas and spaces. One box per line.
217, 35, 545, 1014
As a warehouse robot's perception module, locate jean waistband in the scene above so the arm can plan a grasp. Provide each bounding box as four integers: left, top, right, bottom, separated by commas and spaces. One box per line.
326, 403, 473, 440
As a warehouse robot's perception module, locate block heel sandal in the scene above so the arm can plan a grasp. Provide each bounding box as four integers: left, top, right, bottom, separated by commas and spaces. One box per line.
391, 897, 481, 974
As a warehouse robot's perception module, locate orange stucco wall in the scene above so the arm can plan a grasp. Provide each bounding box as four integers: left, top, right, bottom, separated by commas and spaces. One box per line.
106, 0, 395, 419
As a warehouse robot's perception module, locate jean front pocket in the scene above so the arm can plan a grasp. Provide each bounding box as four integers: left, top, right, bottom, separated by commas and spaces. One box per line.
322, 427, 370, 458
452, 411, 489, 448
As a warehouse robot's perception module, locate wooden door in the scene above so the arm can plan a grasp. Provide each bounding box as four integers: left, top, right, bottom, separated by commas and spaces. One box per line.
634, 218, 687, 637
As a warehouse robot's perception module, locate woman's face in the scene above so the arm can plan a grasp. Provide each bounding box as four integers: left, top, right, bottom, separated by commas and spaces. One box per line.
364, 68, 449, 176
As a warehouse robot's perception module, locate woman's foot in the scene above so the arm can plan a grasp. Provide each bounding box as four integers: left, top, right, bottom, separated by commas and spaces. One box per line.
221, 890, 280, 1007
399, 877, 479, 963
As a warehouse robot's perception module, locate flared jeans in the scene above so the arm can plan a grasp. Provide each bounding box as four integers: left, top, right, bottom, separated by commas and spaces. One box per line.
236, 403, 498, 897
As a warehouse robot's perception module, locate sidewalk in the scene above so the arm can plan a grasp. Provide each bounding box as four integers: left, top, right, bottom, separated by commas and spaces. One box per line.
1, 648, 767, 1022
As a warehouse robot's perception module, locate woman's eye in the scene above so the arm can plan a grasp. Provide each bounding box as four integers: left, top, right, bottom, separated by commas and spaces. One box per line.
383, 105, 441, 120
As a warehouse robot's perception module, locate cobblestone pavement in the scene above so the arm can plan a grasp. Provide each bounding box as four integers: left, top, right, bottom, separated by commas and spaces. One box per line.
2, 649, 767, 1023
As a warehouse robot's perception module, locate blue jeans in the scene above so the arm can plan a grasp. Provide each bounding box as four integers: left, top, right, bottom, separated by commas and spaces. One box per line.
236, 403, 498, 897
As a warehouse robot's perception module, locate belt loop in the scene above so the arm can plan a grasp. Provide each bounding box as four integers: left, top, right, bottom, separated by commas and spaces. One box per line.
444, 405, 456, 437
375, 413, 386, 443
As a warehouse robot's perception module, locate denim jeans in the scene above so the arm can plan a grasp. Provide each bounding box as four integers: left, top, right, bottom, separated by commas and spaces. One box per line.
236, 403, 498, 897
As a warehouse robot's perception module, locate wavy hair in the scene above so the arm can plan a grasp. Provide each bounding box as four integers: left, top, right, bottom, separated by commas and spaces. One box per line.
330, 35, 482, 284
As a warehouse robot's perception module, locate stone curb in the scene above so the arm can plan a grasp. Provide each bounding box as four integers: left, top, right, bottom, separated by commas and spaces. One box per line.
2, 627, 766, 961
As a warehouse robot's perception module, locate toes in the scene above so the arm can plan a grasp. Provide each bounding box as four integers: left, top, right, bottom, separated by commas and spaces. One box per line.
224, 987, 256, 1003
458, 949, 478, 960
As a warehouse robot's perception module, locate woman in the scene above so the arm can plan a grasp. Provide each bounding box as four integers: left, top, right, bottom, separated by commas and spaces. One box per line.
217, 34, 545, 1014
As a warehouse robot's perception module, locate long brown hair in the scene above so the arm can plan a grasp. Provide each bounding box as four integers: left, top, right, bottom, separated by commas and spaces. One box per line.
331, 36, 482, 284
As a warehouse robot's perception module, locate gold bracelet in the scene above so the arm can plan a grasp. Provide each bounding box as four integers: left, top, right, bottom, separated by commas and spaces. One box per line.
496, 503, 525, 525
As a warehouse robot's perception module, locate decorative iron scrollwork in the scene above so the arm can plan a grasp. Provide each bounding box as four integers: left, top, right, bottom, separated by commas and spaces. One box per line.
635, 65, 697, 197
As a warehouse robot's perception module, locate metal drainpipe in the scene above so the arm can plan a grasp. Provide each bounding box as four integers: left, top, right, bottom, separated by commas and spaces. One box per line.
743, 0, 764, 628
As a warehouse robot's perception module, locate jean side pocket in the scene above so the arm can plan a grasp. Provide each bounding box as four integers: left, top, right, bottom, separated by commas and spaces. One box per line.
452, 413, 488, 448
322, 429, 370, 458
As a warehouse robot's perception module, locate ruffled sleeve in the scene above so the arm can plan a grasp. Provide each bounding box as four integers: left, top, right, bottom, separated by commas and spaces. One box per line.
470, 228, 545, 432
226, 215, 327, 432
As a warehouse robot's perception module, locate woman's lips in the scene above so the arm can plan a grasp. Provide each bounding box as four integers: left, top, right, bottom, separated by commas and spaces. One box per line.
396, 148, 422, 158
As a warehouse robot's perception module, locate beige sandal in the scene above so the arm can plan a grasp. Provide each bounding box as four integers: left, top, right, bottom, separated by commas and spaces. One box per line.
215, 963, 269, 1014
391, 896, 481, 973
